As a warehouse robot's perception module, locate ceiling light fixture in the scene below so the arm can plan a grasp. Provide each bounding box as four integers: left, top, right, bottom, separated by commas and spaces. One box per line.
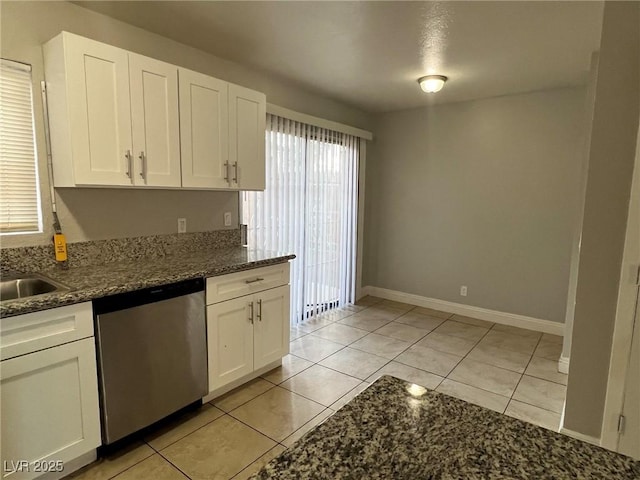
418, 75, 448, 93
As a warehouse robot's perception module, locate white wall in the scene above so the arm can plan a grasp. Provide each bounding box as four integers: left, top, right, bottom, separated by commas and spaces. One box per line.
364, 87, 587, 323
563, 0, 640, 439
561, 52, 599, 368
0, 1, 372, 247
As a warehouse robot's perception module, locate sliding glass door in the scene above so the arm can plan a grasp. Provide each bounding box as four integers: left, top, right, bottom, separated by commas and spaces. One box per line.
242, 114, 359, 325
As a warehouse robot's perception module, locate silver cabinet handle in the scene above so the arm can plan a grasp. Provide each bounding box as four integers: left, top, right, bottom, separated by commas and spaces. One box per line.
257, 299, 262, 322
245, 277, 264, 284
125, 150, 133, 179
138, 151, 147, 180
248, 301, 254, 324
224, 161, 230, 184
232, 161, 238, 184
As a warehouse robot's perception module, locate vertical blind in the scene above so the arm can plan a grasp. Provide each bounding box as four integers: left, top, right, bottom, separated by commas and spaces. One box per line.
0, 59, 42, 234
243, 114, 359, 325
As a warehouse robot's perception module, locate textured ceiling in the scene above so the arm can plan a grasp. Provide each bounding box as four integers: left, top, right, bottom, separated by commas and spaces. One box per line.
74, 1, 604, 113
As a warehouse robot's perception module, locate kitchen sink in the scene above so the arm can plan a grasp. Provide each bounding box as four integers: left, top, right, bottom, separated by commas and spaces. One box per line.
0, 274, 69, 302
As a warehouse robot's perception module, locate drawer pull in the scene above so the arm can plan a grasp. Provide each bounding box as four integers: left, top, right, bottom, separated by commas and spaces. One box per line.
245, 277, 264, 284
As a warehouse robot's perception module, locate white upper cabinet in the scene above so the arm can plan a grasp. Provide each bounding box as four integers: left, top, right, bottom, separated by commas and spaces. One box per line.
129, 54, 181, 187
45, 33, 182, 188
44, 32, 266, 191
229, 84, 266, 190
44, 32, 133, 186
179, 68, 230, 189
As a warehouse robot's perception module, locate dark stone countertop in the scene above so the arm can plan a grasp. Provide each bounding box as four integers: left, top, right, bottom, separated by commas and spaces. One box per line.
252, 376, 640, 480
1, 247, 294, 318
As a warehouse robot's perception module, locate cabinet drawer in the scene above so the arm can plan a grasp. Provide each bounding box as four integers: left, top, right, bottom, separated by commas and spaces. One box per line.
1, 302, 94, 360
206, 263, 290, 305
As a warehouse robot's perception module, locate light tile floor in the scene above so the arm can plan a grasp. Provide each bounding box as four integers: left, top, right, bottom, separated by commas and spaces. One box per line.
69, 296, 567, 480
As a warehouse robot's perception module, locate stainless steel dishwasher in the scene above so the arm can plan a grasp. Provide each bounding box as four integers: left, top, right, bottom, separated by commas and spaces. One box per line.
93, 278, 207, 445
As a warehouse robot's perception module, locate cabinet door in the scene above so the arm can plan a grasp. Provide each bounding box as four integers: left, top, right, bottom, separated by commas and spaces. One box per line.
254, 285, 290, 370
1, 338, 101, 480
129, 54, 181, 187
207, 297, 254, 392
229, 84, 266, 190
64, 34, 133, 186
179, 68, 230, 189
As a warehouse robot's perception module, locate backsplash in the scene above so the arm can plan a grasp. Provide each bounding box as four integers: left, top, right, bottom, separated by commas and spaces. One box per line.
1, 229, 241, 274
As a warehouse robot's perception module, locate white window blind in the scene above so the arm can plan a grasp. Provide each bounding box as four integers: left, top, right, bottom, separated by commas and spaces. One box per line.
0, 59, 42, 234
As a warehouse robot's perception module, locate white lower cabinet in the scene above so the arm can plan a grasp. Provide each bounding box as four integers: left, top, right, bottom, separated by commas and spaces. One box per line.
207, 295, 255, 390
207, 275, 290, 395
253, 286, 290, 369
1, 304, 101, 480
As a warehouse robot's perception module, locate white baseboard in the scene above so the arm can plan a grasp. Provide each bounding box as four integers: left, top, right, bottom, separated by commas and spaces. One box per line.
363, 286, 564, 336
558, 355, 570, 374
558, 405, 603, 448
559, 427, 601, 447
358, 286, 372, 299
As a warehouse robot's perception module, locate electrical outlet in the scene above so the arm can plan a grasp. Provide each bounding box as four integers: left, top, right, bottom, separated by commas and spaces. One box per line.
460, 285, 468, 297
177, 218, 187, 234
223, 212, 232, 227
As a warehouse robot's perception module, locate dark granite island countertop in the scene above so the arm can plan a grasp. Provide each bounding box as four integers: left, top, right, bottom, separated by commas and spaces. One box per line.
252, 376, 640, 480
1, 247, 294, 318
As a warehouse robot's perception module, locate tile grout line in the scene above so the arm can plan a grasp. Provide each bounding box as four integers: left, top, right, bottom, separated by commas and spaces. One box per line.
143, 409, 232, 455
364, 313, 449, 385
221, 382, 325, 418
260, 356, 317, 385
229, 444, 287, 480
94, 447, 157, 480
216, 411, 288, 449
215, 378, 344, 445
289, 303, 374, 342
437, 320, 510, 409
153, 448, 195, 480
309, 312, 424, 382
278, 407, 336, 447
389, 316, 489, 384
276, 375, 352, 408
144, 398, 286, 469
504, 334, 546, 415
317, 310, 447, 386
211, 377, 279, 413
506, 397, 566, 416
